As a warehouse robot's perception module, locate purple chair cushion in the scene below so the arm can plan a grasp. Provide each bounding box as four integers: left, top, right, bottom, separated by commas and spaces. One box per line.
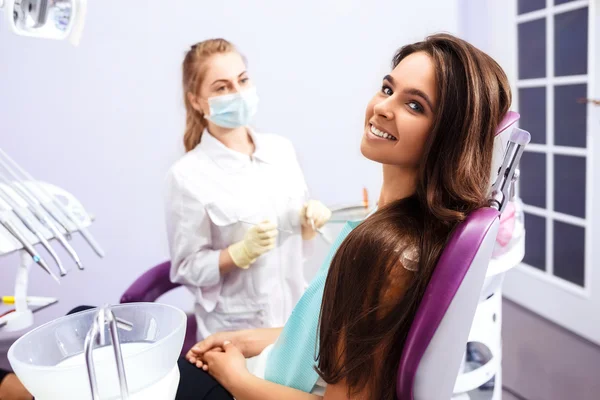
396, 207, 500, 399
120, 261, 198, 355
119, 261, 178, 303
183, 315, 198, 354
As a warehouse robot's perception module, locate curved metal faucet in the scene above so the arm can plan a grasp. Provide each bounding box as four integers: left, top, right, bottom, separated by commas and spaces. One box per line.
83, 305, 133, 400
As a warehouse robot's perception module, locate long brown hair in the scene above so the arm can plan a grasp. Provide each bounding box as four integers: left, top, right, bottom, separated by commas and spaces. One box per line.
182, 38, 237, 152
317, 33, 512, 399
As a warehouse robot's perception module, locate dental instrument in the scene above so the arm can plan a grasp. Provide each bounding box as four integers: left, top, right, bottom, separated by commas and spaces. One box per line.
0, 148, 105, 258
0, 0, 87, 45
0, 157, 72, 237
301, 195, 333, 244
309, 218, 333, 244
0, 297, 58, 326
0, 177, 97, 332
0, 211, 59, 283
240, 219, 293, 234
0, 187, 67, 276
205, 204, 293, 234
1, 295, 57, 307
0, 175, 84, 269
322, 188, 373, 224
12, 185, 72, 238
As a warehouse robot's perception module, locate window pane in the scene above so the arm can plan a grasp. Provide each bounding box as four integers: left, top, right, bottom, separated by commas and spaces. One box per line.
555, 7, 588, 76
555, 0, 579, 5
519, 87, 546, 144
519, 0, 546, 14
554, 84, 587, 148
553, 221, 585, 287
524, 213, 546, 271
554, 155, 586, 218
519, 18, 546, 79
520, 152, 546, 208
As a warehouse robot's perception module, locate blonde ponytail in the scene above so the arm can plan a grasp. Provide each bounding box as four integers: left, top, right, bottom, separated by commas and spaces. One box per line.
182, 38, 237, 152
183, 94, 207, 152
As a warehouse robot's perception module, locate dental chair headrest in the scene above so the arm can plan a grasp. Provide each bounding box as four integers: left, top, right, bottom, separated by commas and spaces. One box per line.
495, 111, 520, 136
490, 111, 521, 186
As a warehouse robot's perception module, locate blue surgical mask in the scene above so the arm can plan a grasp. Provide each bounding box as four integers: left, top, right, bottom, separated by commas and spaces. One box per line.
205, 87, 259, 129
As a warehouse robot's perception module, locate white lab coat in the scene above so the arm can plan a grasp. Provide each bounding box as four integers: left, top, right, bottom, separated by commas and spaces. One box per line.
165, 129, 311, 339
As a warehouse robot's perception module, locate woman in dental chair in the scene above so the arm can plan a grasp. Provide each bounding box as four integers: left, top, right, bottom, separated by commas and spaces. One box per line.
175, 33, 512, 400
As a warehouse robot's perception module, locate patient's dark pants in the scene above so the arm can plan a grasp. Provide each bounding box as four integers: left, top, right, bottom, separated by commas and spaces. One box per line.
67, 306, 233, 400
175, 358, 233, 399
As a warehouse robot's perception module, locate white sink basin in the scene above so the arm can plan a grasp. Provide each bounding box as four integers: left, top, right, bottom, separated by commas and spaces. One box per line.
8, 303, 186, 400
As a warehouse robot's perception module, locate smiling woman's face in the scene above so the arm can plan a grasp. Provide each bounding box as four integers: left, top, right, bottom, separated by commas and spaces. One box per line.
361, 51, 437, 169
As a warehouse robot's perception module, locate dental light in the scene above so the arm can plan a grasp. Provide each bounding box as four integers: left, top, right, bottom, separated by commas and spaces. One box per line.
0, 0, 87, 45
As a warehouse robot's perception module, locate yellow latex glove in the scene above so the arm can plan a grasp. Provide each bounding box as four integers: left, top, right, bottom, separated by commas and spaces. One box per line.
300, 200, 332, 230
227, 220, 278, 269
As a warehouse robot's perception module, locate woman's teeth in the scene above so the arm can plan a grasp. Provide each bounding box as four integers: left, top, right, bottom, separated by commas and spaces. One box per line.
370, 125, 396, 141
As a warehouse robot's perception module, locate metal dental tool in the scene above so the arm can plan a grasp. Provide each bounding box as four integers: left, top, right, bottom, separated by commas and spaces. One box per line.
0, 147, 104, 258
0, 210, 60, 283
239, 219, 294, 234
0, 188, 67, 276
0, 174, 84, 269
205, 204, 294, 234
309, 218, 333, 244
0, 159, 71, 239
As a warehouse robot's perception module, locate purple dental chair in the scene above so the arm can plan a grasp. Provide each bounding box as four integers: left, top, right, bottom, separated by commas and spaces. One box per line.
121, 112, 528, 399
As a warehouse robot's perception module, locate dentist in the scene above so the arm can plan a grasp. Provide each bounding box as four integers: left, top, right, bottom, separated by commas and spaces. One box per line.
165, 38, 331, 340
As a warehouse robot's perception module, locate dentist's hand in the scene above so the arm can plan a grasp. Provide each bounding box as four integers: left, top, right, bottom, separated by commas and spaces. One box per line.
300, 200, 331, 230
228, 220, 278, 269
